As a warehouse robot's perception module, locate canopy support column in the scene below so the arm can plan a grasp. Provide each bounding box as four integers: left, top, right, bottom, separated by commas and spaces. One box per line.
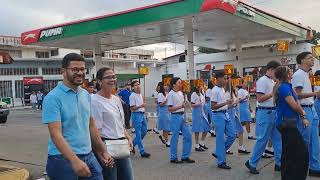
184, 17, 195, 80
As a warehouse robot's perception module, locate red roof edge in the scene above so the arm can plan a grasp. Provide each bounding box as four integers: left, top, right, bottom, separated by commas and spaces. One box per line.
200, 0, 237, 14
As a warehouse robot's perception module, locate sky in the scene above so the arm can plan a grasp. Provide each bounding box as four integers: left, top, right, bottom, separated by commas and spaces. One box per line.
1, 0, 319, 59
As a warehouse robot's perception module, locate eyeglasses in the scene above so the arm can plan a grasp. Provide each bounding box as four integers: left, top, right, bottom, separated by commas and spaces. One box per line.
102, 75, 117, 80
66, 68, 86, 74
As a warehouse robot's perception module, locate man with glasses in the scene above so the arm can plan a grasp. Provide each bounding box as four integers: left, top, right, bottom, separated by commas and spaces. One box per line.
292, 52, 320, 177
42, 53, 113, 180
129, 80, 151, 158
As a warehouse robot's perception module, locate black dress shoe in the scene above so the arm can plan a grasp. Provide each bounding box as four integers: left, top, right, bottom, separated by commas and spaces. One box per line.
158, 135, 166, 144
261, 153, 272, 159
218, 163, 231, 169
179, 131, 182, 135
210, 132, 216, 137
181, 158, 195, 163
264, 149, 274, 155
170, 159, 182, 164
165, 143, 170, 147
309, 169, 320, 177
226, 151, 234, 155
245, 160, 259, 174
199, 144, 209, 150
211, 153, 218, 159
141, 152, 151, 158
274, 165, 281, 172
238, 149, 250, 154
195, 147, 205, 152
248, 136, 256, 140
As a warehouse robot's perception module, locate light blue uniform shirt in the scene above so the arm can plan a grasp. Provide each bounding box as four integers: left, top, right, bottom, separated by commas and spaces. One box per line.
42, 82, 92, 155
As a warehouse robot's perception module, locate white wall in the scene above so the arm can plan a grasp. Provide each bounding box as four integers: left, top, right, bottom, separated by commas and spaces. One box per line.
21, 48, 36, 58
144, 67, 162, 97
166, 62, 188, 80
57, 48, 81, 58
164, 55, 189, 80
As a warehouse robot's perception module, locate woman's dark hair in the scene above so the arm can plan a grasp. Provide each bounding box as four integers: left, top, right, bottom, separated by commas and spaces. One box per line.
131, 80, 139, 87
274, 66, 289, 83
158, 82, 165, 94
96, 67, 113, 91
171, 77, 181, 88
191, 86, 201, 95
88, 81, 95, 87
266, 60, 281, 70
296, 52, 312, 65
96, 67, 113, 81
314, 70, 320, 76
62, 53, 85, 68
273, 66, 290, 105
215, 72, 224, 78
208, 81, 214, 89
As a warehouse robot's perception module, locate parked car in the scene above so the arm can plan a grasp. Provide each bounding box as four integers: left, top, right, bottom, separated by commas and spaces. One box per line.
0, 100, 9, 123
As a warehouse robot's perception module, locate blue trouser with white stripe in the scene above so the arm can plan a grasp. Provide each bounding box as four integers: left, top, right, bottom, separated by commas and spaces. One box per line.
132, 112, 147, 155
249, 109, 282, 168
298, 106, 320, 171
170, 113, 192, 160
212, 111, 236, 165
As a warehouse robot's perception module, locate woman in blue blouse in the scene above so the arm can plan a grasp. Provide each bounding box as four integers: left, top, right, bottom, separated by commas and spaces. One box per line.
274, 66, 309, 180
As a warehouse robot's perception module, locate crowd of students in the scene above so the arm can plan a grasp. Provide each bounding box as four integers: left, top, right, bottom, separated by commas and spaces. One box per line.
41, 52, 320, 180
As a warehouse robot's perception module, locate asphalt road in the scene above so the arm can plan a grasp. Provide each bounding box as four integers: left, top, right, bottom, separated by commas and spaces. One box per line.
0, 108, 319, 180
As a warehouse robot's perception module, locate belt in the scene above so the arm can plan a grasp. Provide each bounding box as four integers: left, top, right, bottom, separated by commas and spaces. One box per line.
171, 112, 184, 115
257, 107, 275, 110
132, 111, 145, 114
301, 104, 313, 108
213, 110, 227, 113
101, 137, 126, 141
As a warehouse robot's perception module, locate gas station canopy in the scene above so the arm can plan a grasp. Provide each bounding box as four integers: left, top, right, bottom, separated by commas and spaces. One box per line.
21, 0, 312, 50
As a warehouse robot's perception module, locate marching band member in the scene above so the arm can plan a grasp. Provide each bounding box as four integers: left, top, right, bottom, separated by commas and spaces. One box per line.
129, 80, 151, 158
211, 72, 236, 169
225, 84, 250, 155
167, 77, 195, 164
157, 82, 171, 147
238, 83, 255, 140
292, 52, 320, 177
245, 61, 282, 174
191, 86, 211, 152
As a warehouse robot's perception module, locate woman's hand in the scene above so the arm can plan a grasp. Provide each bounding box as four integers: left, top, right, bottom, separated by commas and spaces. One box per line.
128, 138, 133, 151
97, 152, 114, 168
302, 118, 309, 128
